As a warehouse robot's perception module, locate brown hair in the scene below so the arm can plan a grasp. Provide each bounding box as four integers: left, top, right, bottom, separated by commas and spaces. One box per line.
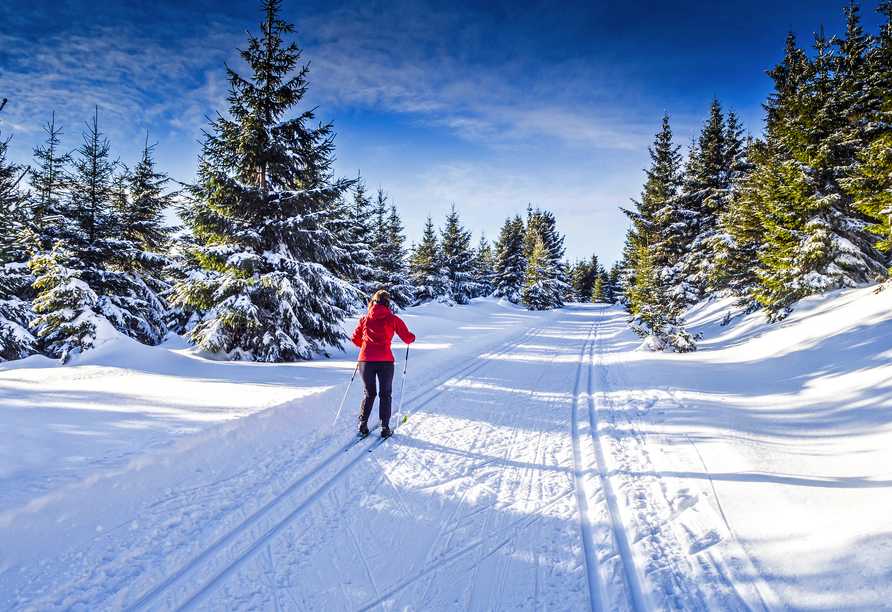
368, 289, 391, 313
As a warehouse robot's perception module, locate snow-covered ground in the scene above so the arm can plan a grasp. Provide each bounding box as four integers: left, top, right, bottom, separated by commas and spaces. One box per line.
1, 289, 890, 611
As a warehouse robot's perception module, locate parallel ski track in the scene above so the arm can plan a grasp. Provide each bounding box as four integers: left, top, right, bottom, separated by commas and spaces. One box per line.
570, 319, 607, 612
587, 306, 650, 612
123, 321, 552, 612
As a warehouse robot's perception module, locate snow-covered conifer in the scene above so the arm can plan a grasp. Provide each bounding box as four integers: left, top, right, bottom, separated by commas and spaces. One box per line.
409, 216, 448, 303
29, 113, 70, 249
493, 215, 526, 303
173, 0, 359, 360
29, 245, 99, 364
440, 205, 484, 304
521, 234, 563, 310
523, 206, 567, 309
473, 233, 495, 297
751, 28, 886, 320
0, 102, 39, 360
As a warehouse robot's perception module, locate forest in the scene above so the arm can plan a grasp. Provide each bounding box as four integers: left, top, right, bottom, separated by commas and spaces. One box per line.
2, 0, 891, 361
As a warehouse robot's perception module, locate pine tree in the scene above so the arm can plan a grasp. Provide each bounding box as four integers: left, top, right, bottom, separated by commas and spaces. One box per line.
440, 204, 483, 304
29, 245, 100, 364
620, 115, 688, 333
626, 243, 698, 352
523, 206, 567, 309
493, 214, 526, 303
409, 216, 447, 303
521, 234, 562, 310
473, 233, 495, 296
709, 112, 759, 308
344, 174, 376, 305
173, 0, 359, 361
0, 99, 39, 361
366, 189, 412, 309
29, 112, 70, 248
675, 97, 742, 304
753, 27, 886, 319
46, 108, 169, 347
568, 254, 602, 302
842, 1, 892, 283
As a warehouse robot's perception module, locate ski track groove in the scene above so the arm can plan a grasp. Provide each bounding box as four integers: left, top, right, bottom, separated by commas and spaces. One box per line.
570, 320, 607, 612
122, 321, 550, 612
588, 308, 651, 612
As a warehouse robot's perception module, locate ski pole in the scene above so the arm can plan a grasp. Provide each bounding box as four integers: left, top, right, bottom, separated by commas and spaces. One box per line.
395, 344, 410, 426
332, 363, 359, 426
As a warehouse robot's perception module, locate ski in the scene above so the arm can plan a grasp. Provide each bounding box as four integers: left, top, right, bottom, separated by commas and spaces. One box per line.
345, 423, 380, 452
367, 414, 407, 453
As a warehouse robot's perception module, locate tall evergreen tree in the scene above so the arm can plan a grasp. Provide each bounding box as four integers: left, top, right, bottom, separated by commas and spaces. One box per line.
365, 188, 412, 309
172, 0, 359, 360
523, 206, 567, 309
0, 100, 39, 361
409, 216, 447, 303
29, 113, 70, 249
493, 214, 526, 303
473, 233, 495, 297
343, 174, 377, 305
752, 27, 886, 319
521, 233, 563, 310
842, 1, 892, 282
440, 204, 484, 304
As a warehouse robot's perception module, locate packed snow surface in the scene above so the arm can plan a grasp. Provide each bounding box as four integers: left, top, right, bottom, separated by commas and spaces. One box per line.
1, 289, 891, 611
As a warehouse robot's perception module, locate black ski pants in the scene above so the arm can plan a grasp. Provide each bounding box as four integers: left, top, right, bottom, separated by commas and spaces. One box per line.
358, 361, 395, 426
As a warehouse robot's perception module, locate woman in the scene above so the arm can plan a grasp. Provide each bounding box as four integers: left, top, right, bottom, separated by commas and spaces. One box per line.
351, 290, 416, 438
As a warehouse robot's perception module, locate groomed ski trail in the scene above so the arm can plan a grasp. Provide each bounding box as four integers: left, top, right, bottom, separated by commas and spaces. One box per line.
6, 304, 783, 612
119, 321, 554, 612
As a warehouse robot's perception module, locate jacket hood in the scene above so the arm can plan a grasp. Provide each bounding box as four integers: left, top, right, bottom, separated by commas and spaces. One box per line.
368, 304, 392, 320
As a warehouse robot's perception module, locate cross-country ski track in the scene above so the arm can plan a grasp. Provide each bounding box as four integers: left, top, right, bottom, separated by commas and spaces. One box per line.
5, 291, 892, 611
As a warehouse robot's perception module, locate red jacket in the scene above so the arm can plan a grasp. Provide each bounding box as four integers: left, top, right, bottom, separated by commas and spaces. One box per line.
351, 304, 416, 361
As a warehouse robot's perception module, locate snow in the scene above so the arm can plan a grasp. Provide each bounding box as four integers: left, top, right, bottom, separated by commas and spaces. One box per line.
1, 290, 891, 611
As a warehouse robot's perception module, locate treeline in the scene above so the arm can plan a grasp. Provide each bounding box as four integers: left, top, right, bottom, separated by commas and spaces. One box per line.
618, 1, 892, 351
0, 0, 589, 364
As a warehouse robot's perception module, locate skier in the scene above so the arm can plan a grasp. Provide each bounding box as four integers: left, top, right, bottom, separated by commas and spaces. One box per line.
351, 290, 416, 438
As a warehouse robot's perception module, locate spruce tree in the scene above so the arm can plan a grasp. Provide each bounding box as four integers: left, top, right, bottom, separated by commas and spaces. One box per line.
493, 214, 526, 303
173, 0, 359, 360
523, 206, 567, 309
409, 216, 447, 302
521, 234, 562, 310
440, 204, 483, 304
29, 112, 70, 248
473, 233, 495, 296
842, 1, 892, 283
753, 28, 886, 319
46, 109, 169, 347
29, 244, 101, 364
620, 115, 687, 332
344, 174, 376, 305
0, 100, 39, 361
365, 188, 412, 309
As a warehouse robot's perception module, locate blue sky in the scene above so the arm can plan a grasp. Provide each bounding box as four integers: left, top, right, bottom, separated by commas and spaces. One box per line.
0, 0, 886, 264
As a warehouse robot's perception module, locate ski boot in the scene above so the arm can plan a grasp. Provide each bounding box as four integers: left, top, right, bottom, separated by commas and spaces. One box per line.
381, 423, 392, 438
358, 421, 370, 436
